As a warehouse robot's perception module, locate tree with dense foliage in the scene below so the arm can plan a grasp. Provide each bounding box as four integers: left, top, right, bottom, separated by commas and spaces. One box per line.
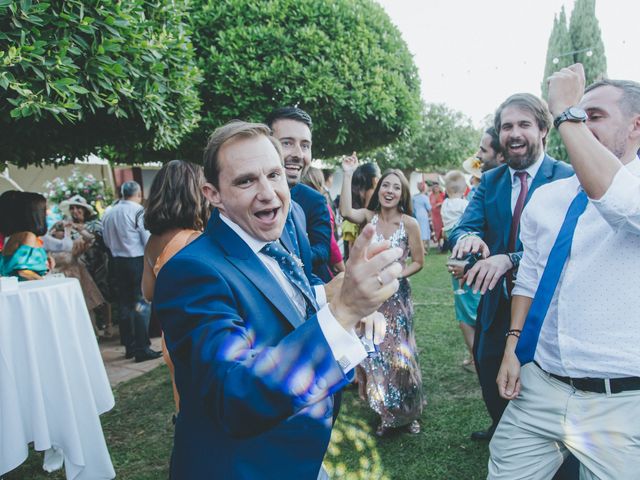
569, 0, 607, 86
179, 0, 422, 160
541, 0, 607, 161
541, 7, 573, 100
365, 103, 479, 172
0, 0, 201, 167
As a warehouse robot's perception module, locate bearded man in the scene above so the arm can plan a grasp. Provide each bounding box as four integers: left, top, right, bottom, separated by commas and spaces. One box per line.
448, 93, 574, 441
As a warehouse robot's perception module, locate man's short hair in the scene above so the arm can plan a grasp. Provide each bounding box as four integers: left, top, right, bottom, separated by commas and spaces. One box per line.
203, 121, 282, 188
485, 126, 502, 154
121, 181, 141, 199
494, 93, 552, 145
444, 170, 467, 196
265, 106, 313, 131
585, 79, 640, 117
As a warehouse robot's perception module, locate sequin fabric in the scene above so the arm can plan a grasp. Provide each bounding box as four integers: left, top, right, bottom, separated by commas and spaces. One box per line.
358, 214, 425, 428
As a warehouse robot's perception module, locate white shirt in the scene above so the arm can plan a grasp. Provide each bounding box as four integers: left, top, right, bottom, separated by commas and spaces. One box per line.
220, 214, 366, 373
102, 200, 150, 258
514, 157, 640, 378
441, 197, 468, 231
508, 152, 544, 212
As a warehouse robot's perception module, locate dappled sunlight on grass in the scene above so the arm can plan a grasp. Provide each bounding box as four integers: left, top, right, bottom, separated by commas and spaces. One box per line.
325, 415, 389, 480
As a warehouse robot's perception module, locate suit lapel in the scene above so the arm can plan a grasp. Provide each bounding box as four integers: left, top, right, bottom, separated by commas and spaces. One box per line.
207, 212, 304, 329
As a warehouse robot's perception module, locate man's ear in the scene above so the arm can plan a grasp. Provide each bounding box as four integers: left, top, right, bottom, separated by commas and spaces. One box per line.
541, 127, 549, 144
202, 182, 223, 211
629, 114, 640, 142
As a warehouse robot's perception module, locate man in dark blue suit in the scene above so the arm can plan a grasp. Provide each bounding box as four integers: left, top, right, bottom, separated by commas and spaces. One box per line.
449, 93, 574, 442
267, 107, 334, 282
154, 121, 401, 479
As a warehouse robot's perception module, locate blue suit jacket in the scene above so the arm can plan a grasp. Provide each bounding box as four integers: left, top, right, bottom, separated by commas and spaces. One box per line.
448, 155, 573, 332
290, 183, 333, 282
154, 211, 350, 479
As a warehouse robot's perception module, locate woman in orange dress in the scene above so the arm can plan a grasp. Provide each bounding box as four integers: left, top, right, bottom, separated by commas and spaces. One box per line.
141, 160, 211, 416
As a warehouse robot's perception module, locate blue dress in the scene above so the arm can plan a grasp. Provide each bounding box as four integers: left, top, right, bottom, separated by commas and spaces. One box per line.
412, 193, 431, 241
0, 244, 48, 279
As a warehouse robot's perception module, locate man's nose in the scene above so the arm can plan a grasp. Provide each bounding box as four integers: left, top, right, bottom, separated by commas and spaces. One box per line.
291, 142, 303, 158
256, 176, 276, 199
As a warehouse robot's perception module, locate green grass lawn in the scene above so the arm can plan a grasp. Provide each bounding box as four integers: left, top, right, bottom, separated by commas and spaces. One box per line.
6, 251, 490, 479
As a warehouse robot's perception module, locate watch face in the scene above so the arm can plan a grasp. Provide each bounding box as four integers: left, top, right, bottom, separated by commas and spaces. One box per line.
567, 107, 587, 121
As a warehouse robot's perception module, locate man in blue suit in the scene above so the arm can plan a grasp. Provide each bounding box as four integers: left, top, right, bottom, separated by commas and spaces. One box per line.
449, 93, 574, 442
267, 107, 334, 282
154, 121, 401, 479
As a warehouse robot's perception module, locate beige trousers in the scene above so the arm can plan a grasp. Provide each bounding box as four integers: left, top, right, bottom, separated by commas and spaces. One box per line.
488, 363, 640, 480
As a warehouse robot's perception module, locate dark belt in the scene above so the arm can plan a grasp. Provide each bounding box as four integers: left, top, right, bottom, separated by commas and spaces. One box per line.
534, 362, 640, 394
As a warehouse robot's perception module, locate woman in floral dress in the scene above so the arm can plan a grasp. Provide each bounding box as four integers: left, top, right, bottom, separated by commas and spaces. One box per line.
340, 154, 426, 436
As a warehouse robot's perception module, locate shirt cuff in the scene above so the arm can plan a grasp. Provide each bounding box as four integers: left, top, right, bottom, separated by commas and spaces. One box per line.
314, 285, 327, 308
511, 285, 535, 298
317, 305, 367, 373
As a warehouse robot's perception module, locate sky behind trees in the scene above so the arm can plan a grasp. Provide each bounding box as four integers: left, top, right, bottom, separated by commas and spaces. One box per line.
378, 0, 640, 125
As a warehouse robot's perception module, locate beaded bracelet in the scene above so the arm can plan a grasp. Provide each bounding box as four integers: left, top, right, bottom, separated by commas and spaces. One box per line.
505, 329, 521, 339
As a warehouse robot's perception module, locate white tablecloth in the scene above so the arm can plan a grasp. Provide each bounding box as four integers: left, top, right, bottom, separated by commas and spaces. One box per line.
0, 277, 115, 479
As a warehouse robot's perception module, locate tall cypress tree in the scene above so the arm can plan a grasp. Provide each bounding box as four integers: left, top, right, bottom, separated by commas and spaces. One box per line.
541, 7, 573, 160
541, 7, 573, 99
569, 0, 607, 86
541, 0, 607, 161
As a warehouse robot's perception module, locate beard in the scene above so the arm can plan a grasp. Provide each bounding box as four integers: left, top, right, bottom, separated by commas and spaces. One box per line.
503, 138, 542, 170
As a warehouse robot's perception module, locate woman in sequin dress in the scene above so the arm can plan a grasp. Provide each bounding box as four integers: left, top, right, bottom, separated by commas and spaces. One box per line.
340, 154, 426, 435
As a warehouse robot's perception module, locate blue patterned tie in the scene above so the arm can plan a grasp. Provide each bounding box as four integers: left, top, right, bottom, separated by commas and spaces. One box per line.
516, 190, 589, 364
285, 211, 301, 256
261, 241, 318, 318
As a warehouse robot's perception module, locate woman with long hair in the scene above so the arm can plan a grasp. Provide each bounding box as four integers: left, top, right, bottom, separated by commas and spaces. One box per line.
142, 160, 211, 415
340, 154, 426, 436
0, 192, 50, 280
340, 161, 380, 260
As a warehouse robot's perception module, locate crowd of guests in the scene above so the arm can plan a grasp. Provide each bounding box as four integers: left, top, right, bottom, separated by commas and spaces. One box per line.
2, 63, 639, 479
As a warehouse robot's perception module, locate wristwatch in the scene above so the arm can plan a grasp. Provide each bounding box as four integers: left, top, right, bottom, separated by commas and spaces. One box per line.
507, 252, 520, 269
553, 106, 587, 129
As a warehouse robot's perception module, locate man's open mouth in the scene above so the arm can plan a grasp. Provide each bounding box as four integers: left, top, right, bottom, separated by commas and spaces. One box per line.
255, 207, 280, 222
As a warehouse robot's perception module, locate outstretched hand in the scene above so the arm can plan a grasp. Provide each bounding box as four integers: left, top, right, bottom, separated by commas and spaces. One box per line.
465, 254, 512, 294
451, 235, 490, 260
341, 152, 358, 173
331, 224, 402, 331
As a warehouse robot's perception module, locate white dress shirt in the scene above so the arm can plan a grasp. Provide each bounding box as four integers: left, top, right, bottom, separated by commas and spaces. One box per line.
220, 214, 366, 373
102, 200, 150, 258
508, 151, 544, 212
514, 157, 640, 378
